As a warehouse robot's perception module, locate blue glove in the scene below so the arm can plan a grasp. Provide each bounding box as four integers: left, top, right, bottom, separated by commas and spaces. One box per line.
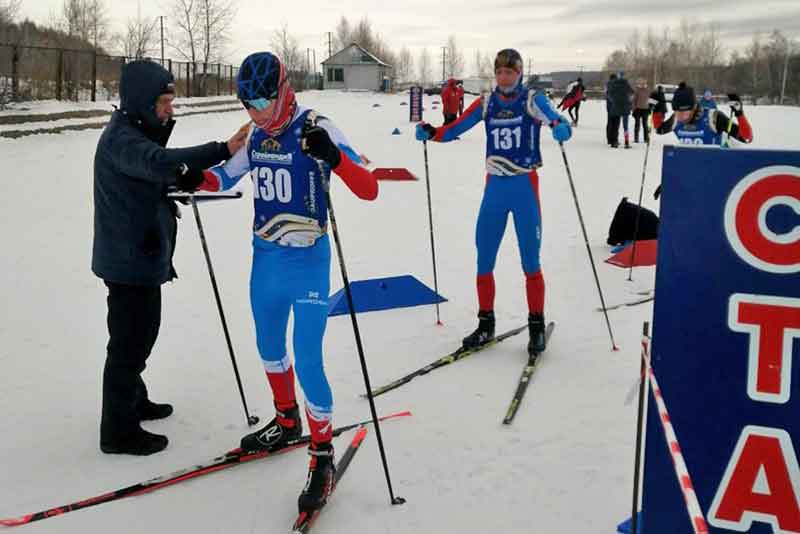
551, 118, 572, 143
415, 122, 437, 141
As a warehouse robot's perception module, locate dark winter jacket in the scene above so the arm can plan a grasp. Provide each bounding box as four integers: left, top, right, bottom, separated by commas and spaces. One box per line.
607, 77, 634, 116
92, 60, 231, 286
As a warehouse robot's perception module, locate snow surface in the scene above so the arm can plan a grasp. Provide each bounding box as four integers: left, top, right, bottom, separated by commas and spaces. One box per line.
0, 92, 798, 534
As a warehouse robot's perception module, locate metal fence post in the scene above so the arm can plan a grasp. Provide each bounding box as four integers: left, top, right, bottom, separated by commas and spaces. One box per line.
229, 64, 233, 95
91, 51, 97, 102
11, 45, 19, 101
216, 62, 221, 95
56, 49, 64, 100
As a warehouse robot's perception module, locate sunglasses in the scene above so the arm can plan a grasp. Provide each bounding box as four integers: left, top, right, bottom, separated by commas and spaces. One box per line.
242, 97, 273, 111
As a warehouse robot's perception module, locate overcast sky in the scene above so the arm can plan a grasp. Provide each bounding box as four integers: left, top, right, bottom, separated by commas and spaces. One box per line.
19, 0, 800, 75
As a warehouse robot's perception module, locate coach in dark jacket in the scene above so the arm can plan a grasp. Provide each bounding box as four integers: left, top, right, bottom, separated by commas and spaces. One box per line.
93, 60, 247, 455
606, 72, 634, 147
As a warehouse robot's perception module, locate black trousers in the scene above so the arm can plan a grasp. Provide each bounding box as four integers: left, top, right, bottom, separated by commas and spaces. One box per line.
101, 281, 161, 439
607, 115, 621, 145
568, 102, 581, 124
443, 113, 457, 125
633, 109, 651, 142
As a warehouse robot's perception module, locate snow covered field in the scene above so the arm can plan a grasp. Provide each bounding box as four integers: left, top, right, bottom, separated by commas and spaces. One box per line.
0, 91, 798, 534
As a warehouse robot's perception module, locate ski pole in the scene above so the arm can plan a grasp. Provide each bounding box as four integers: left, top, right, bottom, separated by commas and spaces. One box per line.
630, 321, 650, 534
557, 143, 618, 351
190, 195, 259, 426
314, 159, 405, 506
422, 140, 443, 325
627, 117, 652, 281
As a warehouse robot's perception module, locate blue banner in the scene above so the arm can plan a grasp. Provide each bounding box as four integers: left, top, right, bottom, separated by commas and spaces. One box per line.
410, 86, 423, 123
642, 146, 800, 534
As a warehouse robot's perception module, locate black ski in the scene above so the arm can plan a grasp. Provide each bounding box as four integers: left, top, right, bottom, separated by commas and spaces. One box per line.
595, 295, 654, 311
502, 322, 556, 425
0, 412, 408, 527
290, 426, 369, 533
366, 325, 527, 398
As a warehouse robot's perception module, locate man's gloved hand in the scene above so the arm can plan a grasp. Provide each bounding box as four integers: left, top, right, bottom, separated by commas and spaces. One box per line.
415, 122, 437, 141
301, 124, 342, 168
176, 163, 204, 192
728, 93, 744, 117
552, 118, 572, 143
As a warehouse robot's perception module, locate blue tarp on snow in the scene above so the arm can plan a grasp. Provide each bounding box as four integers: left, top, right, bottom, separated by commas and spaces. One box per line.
328, 275, 446, 317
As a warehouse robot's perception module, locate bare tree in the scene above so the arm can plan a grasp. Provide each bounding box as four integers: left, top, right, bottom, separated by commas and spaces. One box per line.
396, 46, 414, 83
115, 4, 156, 59
745, 33, 764, 97
270, 22, 303, 84
168, 0, 201, 64
58, 0, 110, 48
445, 35, 464, 78
198, 0, 234, 64
418, 47, 432, 87
0, 0, 21, 25
333, 15, 350, 52
474, 49, 492, 78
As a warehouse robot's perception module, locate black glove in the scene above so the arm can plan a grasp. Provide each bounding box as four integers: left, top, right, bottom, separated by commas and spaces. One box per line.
653, 184, 662, 201
301, 125, 341, 168
175, 163, 204, 192
728, 93, 744, 117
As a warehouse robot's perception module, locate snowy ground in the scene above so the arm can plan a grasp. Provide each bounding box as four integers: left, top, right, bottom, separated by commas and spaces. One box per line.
0, 92, 798, 534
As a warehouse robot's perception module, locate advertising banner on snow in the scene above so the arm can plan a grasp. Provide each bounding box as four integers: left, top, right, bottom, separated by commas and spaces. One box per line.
642, 146, 800, 534
409, 86, 423, 123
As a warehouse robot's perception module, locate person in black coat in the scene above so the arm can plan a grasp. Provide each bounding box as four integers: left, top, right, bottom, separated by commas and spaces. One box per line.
93, 60, 247, 455
606, 71, 634, 147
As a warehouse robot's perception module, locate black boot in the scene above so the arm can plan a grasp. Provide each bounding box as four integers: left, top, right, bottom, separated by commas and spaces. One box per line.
138, 400, 173, 421
462, 310, 495, 349
527, 313, 546, 355
101, 426, 168, 456
240, 403, 302, 452
297, 442, 336, 514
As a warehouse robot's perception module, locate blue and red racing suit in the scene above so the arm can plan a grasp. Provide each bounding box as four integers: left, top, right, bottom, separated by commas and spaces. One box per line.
202, 106, 377, 442
429, 86, 565, 315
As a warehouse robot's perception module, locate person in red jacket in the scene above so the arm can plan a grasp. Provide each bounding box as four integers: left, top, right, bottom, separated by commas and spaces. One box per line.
441, 78, 461, 124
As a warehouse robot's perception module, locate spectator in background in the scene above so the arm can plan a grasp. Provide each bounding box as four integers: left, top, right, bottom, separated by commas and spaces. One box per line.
632, 78, 651, 143
441, 78, 461, 124
605, 73, 616, 145
607, 71, 634, 148
558, 77, 585, 126
700, 88, 717, 110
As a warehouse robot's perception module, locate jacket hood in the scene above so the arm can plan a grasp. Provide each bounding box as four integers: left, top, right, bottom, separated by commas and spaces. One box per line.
119, 60, 175, 128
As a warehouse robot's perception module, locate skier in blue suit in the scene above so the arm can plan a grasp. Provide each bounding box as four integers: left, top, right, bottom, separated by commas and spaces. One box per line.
192, 52, 378, 515
415, 48, 572, 356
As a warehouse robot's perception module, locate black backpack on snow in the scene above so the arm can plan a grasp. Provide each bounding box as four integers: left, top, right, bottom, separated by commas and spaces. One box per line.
607, 197, 659, 246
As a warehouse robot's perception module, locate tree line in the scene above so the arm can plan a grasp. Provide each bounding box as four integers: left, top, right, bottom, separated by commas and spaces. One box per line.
604, 21, 799, 104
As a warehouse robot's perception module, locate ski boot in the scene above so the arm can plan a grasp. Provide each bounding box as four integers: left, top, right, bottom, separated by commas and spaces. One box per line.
297, 441, 336, 514
527, 312, 547, 356
462, 310, 495, 349
240, 403, 302, 452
